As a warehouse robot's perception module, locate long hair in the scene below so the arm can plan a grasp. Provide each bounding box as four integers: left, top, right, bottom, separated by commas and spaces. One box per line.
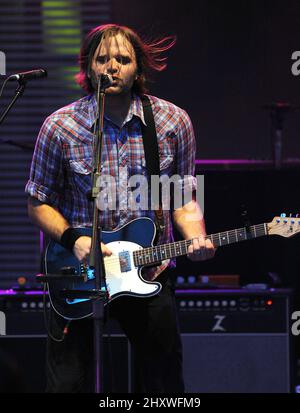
75, 24, 176, 95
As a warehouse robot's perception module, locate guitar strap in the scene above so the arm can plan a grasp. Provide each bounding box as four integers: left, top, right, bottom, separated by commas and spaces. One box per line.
140, 95, 165, 240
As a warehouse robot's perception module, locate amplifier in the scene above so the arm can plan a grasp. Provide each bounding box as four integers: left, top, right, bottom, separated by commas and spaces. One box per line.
176, 288, 290, 333
0, 289, 129, 392
176, 288, 293, 393
0, 289, 123, 335
0, 289, 48, 335
0, 288, 293, 393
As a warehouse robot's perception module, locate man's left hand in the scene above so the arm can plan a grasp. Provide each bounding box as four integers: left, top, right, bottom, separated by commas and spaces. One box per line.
187, 235, 216, 261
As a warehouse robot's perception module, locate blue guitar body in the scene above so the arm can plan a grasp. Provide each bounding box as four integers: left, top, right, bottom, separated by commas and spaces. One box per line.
45, 218, 162, 320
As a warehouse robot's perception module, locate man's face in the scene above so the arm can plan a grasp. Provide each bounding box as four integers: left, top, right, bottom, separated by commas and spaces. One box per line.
90, 33, 138, 96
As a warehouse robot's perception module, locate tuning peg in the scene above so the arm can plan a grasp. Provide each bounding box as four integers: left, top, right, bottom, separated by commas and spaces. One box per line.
280, 213, 288, 223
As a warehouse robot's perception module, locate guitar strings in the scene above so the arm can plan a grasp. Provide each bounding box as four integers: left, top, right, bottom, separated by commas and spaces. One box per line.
86, 224, 268, 267
83, 220, 297, 268
134, 224, 267, 259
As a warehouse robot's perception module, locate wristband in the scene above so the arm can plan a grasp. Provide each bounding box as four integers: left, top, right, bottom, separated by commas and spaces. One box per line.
60, 228, 82, 251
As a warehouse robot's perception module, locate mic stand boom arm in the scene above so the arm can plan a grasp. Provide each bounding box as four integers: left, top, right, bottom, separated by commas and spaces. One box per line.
0, 82, 26, 126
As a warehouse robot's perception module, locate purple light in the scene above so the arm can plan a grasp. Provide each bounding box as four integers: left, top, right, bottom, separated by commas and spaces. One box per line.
195, 158, 300, 165
195, 159, 273, 165
39, 230, 44, 253
176, 289, 241, 294
0, 289, 44, 296
0, 289, 17, 295
175, 288, 285, 295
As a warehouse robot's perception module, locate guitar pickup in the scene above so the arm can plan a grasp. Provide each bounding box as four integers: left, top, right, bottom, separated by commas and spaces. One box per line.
119, 251, 131, 272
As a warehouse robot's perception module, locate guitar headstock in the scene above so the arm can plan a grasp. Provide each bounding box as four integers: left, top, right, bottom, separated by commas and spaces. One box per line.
267, 214, 300, 238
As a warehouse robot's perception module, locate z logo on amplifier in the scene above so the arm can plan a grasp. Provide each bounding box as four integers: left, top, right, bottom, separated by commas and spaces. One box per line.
212, 315, 226, 332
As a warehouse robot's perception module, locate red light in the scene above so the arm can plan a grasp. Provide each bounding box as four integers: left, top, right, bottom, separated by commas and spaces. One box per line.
266, 300, 273, 306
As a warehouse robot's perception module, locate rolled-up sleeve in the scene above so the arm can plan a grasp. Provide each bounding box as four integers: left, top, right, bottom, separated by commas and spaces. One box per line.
25, 117, 63, 207
176, 110, 197, 193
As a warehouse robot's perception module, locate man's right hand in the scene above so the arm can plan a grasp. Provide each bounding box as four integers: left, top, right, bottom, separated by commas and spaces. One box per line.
73, 236, 112, 262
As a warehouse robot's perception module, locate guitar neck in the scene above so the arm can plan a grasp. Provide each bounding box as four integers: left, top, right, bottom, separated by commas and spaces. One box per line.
133, 222, 268, 267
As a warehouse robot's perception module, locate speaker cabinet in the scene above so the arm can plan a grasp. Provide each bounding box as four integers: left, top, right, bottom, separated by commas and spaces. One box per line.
182, 334, 290, 392
0, 336, 47, 392
0, 288, 293, 393
0, 334, 130, 393
177, 289, 292, 393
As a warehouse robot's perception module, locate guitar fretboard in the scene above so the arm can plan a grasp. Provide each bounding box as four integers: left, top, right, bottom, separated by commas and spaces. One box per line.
133, 223, 268, 266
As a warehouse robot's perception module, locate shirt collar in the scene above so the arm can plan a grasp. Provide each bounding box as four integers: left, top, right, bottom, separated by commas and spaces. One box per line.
88, 93, 147, 129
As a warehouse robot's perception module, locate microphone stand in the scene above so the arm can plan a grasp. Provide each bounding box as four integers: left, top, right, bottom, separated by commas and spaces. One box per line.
0, 81, 26, 126
263, 102, 294, 169
89, 75, 109, 393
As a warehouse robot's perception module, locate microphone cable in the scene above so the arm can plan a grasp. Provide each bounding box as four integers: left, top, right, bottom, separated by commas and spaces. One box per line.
42, 282, 71, 343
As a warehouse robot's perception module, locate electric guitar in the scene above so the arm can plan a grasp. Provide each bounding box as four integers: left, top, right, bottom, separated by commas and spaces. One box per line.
45, 215, 300, 320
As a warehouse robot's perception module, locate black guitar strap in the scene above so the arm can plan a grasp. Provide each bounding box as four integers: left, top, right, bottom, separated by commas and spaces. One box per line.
140, 95, 165, 239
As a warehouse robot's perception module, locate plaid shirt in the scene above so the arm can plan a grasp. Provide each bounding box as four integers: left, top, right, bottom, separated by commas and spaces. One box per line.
25, 93, 196, 279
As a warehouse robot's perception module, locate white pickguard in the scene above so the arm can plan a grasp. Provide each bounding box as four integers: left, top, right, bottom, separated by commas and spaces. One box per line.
103, 240, 161, 300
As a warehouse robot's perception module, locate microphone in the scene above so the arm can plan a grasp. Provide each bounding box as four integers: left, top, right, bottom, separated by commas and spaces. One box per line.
8, 69, 47, 82
98, 73, 113, 89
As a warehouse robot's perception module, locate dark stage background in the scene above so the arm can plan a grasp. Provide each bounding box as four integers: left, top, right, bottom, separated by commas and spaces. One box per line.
0, 0, 299, 287
113, 0, 300, 160
0, 0, 300, 392
110, 0, 300, 294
